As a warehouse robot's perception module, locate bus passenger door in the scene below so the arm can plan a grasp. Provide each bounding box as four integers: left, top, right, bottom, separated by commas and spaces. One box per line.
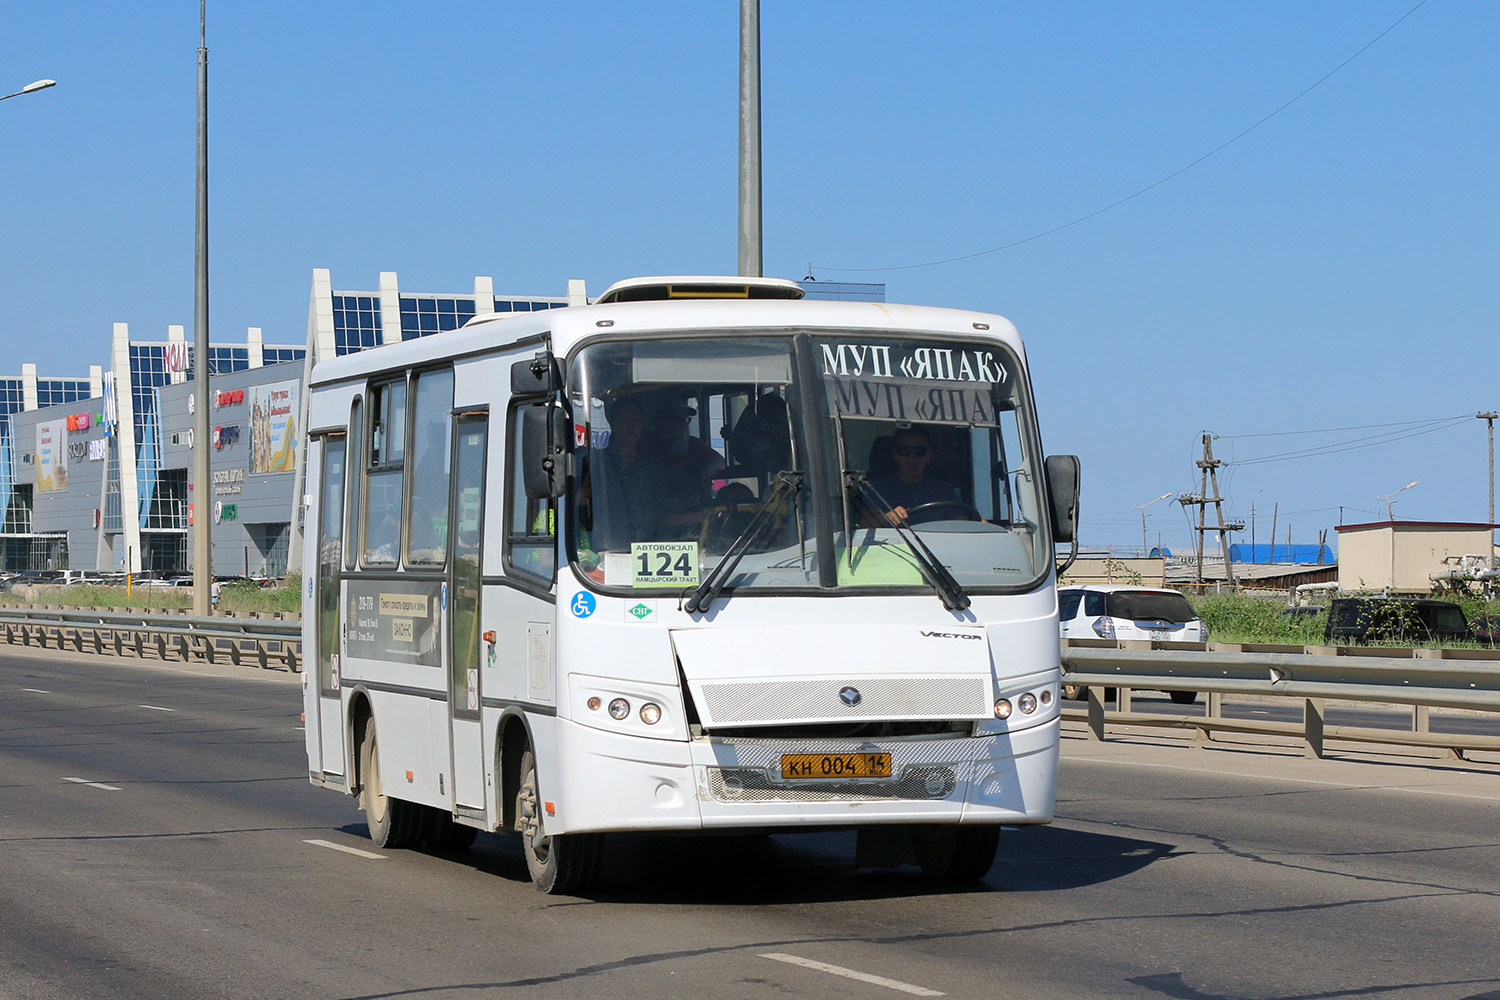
448, 413, 488, 810
313, 436, 348, 777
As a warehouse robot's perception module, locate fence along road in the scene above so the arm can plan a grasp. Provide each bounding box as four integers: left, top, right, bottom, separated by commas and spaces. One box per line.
0, 608, 1494, 761
1, 641, 1496, 999
1062, 637, 1500, 760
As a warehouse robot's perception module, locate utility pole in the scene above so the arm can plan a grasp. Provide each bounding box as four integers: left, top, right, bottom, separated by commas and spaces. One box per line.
191, 0, 212, 617
737, 0, 762, 277
1179, 433, 1238, 589
1135, 492, 1172, 556
1480, 411, 1496, 568
1269, 502, 1278, 566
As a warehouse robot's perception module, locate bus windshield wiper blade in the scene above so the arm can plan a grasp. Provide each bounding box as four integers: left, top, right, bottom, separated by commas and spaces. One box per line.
683, 471, 801, 614
846, 474, 971, 612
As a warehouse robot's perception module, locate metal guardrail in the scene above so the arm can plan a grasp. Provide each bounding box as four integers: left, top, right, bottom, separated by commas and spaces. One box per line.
0, 607, 301, 672
1061, 639, 1500, 760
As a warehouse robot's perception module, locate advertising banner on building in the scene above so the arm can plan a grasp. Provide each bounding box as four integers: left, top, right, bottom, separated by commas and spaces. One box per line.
35, 419, 67, 492
250, 379, 299, 473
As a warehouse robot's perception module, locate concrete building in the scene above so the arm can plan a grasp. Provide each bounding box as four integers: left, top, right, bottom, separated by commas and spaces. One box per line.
1335, 520, 1497, 594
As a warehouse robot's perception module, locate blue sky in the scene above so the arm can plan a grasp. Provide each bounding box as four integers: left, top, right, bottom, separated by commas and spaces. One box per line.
2, 2, 1495, 554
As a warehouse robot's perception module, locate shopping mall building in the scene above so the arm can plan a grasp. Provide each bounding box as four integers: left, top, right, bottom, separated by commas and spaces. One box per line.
0, 271, 880, 577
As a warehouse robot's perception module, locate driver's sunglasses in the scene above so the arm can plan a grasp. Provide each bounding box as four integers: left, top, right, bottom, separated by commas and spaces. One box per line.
894, 446, 929, 457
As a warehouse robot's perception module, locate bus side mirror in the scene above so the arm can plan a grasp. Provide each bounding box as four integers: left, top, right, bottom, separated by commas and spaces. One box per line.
1045, 454, 1080, 543
521, 404, 570, 499
511, 352, 561, 396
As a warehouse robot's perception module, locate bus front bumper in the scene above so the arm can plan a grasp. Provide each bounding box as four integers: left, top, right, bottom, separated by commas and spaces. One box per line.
546, 717, 1059, 836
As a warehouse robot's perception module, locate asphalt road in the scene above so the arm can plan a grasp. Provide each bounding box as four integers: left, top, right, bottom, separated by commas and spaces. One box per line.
2, 646, 1498, 1000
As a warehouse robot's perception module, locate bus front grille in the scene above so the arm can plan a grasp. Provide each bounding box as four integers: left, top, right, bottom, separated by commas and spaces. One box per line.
707, 765, 960, 803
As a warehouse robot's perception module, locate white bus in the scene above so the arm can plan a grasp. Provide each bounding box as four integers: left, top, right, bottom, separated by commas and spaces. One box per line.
302, 276, 1080, 893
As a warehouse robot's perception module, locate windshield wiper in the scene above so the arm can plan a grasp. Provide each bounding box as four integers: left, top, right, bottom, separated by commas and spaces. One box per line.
845, 473, 971, 612
682, 471, 802, 614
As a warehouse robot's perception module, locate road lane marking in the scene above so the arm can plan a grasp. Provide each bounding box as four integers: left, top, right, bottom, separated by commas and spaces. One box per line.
62, 777, 121, 791
304, 839, 386, 860
21, 688, 50, 694
760, 953, 944, 997
139, 704, 176, 712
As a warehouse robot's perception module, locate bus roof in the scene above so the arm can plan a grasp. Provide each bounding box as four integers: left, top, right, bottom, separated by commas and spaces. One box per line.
309, 277, 1024, 388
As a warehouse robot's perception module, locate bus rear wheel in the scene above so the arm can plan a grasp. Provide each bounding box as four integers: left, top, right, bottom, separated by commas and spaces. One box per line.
516, 748, 602, 895
914, 825, 1000, 881
360, 722, 422, 849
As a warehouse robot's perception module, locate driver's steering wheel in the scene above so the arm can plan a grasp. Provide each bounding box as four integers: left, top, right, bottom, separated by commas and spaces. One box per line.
904, 500, 983, 522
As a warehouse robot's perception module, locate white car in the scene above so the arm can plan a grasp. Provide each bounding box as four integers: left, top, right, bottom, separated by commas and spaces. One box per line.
1058, 584, 1206, 704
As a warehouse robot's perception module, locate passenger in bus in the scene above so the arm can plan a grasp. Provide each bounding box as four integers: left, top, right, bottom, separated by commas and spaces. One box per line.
868, 426, 960, 526
651, 398, 726, 539
591, 396, 665, 549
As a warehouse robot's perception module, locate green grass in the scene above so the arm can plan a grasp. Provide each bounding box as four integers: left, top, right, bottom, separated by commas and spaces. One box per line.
1188, 592, 1500, 648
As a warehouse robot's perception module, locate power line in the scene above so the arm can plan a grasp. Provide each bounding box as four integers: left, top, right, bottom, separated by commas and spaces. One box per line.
1227, 416, 1471, 468
810, 0, 1431, 275
1221, 412, 1469, 441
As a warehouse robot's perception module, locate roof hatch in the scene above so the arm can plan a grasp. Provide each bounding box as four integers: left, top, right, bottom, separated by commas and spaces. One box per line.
593, 275, 805, 304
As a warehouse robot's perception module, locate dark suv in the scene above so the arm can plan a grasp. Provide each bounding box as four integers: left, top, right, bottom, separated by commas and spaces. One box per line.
1324, 597, 1470, 645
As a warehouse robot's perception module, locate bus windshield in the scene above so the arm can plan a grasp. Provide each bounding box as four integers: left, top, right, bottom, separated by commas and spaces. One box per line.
567, 332, 1050, 595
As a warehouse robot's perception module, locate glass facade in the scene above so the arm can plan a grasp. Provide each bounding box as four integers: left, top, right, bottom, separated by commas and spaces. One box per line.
332, 295, 383, 355
400, 296, 476, 339
263, 347, 305, 366
494, 297, 568, 313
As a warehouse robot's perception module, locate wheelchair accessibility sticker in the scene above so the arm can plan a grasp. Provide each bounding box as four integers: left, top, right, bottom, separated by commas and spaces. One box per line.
570, 592, 596, 618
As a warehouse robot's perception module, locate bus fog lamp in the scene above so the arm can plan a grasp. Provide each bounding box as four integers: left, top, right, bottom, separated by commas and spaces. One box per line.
639, 702, 662, 725
1019, 693, 1038, 714
586, 697, 601, 711
994, 698, 1012, 719
608, 698, 630, 720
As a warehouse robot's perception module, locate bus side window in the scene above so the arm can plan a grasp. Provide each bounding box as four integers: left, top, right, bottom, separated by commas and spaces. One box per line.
1058, 591, 1082, 621
363, 378, 407, 566
344, 396, 363, 570
506, 403, 555, 581
405, 368, 453, 566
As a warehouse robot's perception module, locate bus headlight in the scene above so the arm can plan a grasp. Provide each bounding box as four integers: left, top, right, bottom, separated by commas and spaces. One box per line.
608, 698, 630, 720
1019, 693, 1038, 714
639, 703, 662, 725
994, 698, 1012, 719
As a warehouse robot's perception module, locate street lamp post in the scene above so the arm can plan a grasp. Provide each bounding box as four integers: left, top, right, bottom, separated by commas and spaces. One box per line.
1135, 492, 1173, 555
1377, 480, 1419, 521
192, 1, 212, 617
737, 0, 762, 277
0, 79, 56, 102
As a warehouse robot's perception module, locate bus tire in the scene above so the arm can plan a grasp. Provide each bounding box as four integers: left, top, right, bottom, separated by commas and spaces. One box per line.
914, 825, 1000, 881
360, 722, 422, 849
423, 807, 479, 851
516, 748, 601, 894
1168, 690, 1198, 705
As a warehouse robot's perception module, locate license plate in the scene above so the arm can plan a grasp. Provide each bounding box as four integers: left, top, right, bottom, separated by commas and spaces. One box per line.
1150, 629, 1169, 640
780, 752, 892, 780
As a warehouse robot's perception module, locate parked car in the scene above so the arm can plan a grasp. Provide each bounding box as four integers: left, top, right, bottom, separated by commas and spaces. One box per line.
1470, 614, 1500, 647
1323, 597, 1470, 645
1058, 584, 1206, 704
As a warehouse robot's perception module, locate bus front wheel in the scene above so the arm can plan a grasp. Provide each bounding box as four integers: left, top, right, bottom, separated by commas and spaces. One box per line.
914, 825, 1000, 881
516, 748, 602, 894
359, 722, 422, 849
